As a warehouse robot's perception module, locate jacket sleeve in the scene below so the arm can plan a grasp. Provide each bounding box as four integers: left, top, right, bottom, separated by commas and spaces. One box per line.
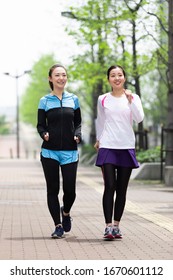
36, 98, 48, 139
129, 94, 144, 123
74, 96, 82, 142
95, 95, 106, 141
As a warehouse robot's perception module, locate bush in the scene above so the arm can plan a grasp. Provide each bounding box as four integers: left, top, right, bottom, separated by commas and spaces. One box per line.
81, 144, 95, 158
0, 115, 10, 135
136, 146, 161, 163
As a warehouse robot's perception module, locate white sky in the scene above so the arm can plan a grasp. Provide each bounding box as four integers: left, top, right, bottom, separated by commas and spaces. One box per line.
0, 0, 81, 107
0, 0, 159, 109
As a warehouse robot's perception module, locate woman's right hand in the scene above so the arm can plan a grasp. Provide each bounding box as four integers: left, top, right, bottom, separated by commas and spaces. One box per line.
94, 141, 99, 151
44, 132, 49, 141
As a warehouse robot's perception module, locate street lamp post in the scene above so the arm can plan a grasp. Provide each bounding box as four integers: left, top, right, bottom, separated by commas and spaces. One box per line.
3, 70, 31, 158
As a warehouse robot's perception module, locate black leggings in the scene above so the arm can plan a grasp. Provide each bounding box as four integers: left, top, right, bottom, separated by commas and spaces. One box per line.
41, 156, 78, 226
101, 164, 132, 224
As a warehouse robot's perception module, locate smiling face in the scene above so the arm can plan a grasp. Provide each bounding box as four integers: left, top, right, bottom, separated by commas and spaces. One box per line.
108, 67, 126, 91
49, 66, 68, 91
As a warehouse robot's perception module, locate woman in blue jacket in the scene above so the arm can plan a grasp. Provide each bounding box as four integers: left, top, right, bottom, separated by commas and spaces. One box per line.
37, 64, 82, 238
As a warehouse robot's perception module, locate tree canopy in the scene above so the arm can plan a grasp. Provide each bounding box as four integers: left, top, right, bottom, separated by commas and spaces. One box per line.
20, 0, 170, 147
20, 54, 56, 126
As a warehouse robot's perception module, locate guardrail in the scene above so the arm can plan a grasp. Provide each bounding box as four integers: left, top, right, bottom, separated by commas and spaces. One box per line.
160, 127, 173, 181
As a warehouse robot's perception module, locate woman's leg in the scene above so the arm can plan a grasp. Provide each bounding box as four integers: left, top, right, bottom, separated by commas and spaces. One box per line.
114, 166, 132, 223
101, 163, 116, 225
61, 161, 78, 214
41, 156, 61, 226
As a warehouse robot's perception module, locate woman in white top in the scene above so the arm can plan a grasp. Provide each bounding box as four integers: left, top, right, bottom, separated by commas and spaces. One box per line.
94, 65, 144, 240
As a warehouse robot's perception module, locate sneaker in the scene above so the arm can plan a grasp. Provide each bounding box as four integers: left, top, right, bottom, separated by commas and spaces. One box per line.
104, 226, 114, 240
51, 225, 64, 238
112, 226, 122, 239
61, 206, 72, 232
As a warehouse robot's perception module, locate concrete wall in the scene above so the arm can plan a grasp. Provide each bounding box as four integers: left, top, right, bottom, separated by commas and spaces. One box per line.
132, 163, 173, 187
132, 163, 164, 181
164, 166, 173, 186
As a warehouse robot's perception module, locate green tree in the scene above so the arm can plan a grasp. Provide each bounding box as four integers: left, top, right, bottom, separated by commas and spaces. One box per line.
144, 0, 173, 181
0, 115, 10, 134
65, 0, 113, 143
110, 0, 158, 149
165, 0, 173, 166
143, 0, 168, 126
20, 54, 56, 126
62, 0, 160, 147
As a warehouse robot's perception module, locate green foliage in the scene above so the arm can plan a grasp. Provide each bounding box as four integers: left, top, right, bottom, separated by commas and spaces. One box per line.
19, 0, 169, 149
81, 144, 96, 159
136, 146, 161, 163
20, 54, 56, 126
64, 0, 166, 143
0, 115, 10, 134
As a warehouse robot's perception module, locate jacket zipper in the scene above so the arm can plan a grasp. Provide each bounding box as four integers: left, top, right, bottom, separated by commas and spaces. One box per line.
60, 99, 63, 149
54, 95, 63, 150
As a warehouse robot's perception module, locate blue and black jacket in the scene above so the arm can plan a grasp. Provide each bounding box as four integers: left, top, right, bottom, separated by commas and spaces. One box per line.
37, 91, 82, 151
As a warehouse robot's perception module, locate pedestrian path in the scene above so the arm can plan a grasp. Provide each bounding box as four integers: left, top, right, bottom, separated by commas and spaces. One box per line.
0, 159, 173, 260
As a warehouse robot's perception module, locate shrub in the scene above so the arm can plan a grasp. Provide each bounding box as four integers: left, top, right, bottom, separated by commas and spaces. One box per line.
136, 146, 161, 163
81, 144, 95, 157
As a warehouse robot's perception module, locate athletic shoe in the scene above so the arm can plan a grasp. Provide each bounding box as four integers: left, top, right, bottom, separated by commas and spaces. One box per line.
61, 206, 72, 232
112, 226, 122, 239
104, 226, 114, 240
51, 225, 64, 238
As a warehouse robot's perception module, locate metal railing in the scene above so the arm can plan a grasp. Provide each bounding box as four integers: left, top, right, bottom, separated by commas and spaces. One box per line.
160, 127, 173, 181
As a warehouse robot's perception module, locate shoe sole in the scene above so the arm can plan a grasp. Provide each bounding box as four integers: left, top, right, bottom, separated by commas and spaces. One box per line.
114, 235, 122, 239
104, 234, 114, 240
51, 234, 64, 239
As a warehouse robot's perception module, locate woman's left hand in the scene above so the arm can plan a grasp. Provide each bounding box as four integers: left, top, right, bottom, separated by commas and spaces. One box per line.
94, 141, 99, 151
74, 136, 80, 144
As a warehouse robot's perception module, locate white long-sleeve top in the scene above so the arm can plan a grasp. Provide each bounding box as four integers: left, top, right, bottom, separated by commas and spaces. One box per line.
95, 92, 144, 149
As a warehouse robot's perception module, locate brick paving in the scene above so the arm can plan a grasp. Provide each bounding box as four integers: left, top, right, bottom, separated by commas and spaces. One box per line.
0, 158, 173, 260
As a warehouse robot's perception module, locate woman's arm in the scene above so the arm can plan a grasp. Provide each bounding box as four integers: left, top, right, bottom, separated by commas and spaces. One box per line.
129, 94, 144, 123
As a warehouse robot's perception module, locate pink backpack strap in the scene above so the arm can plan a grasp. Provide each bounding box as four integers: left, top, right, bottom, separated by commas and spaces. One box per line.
101, 95, 107, 107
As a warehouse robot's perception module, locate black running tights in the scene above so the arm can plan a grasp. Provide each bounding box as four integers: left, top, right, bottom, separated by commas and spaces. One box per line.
41, 156, 78, 226
101, 164, 132, 224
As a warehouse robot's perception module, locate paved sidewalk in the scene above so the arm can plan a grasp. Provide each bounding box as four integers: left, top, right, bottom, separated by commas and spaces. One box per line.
0, 158, 173, 260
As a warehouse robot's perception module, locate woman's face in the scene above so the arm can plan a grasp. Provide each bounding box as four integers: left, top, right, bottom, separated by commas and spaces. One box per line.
108, 67, 125, 90
49, 66, 67, 90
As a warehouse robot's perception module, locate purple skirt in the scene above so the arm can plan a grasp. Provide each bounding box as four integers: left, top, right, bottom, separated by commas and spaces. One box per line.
95, 148, 139, 169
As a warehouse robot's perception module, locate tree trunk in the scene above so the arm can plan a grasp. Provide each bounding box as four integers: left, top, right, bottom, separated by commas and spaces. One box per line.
165, 0, 173, 166
90, 79, 103, 144
132, 19, 145, 149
